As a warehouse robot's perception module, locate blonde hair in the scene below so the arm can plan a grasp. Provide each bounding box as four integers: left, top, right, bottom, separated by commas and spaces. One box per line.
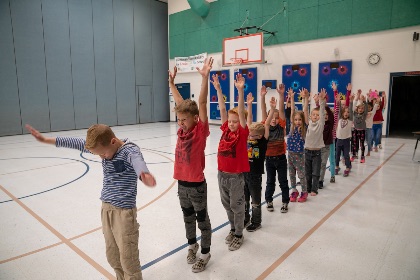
249, 123, 265, 135
290, 111, 307, 139
85, 124, 115, 149
228, 106, 248, 119
174, 99, 199, 116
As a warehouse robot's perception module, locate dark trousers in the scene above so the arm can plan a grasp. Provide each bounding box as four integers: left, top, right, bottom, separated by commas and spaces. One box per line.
352, 129, 366, 156
265, 155, 290, 204
244, 172, 262, 225
304, 149, 322, 194
336, 138, 351, 169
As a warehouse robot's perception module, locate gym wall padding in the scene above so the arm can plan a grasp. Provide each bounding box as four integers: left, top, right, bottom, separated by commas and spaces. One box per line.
0, 0, 169, 136
169, 0, 420, 58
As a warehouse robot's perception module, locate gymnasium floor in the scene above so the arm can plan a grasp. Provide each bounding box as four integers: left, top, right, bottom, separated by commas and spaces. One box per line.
1, 122, 420, 280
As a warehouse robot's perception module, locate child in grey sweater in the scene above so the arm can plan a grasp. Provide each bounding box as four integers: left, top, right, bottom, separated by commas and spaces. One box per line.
304, 89, 327, 196
351, 90, 368, 163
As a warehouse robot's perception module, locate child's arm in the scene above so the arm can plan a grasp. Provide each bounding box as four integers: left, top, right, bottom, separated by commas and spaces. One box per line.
196, 57, 213, 122
277, 83, 286, 120
168, 66, 183, 105
302, 89, 309, 125
345, 83, 352, 107
319, 88, 327, 125
349, 94, 355, 121
246, 93, 254, 128
381, 92, 386, 110
361, 95, 368, 118
260, 85, 268, 121
26, 124, 56, 145
235, 73, 247, 128
211, 74, 227, 124
264, 97, 276, 139
289, 88, 295, 121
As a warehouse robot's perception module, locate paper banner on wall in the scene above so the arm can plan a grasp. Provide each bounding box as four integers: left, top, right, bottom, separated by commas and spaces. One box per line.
175, 53, 207, 73
210, 103, 230, 121
318, 60, 352, 105
209, 69, 230, 103
282, 63, 311, 111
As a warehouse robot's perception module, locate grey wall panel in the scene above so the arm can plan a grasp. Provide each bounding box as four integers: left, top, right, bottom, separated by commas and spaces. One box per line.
68, 0, 97, 129
134, 0, 152, 86
42, 0, 75, 131
114, 0, 136, 125
92, 0, 117, 126
11, 0, 50, 133
0, 0, 22, 136
151, 0, 169, 122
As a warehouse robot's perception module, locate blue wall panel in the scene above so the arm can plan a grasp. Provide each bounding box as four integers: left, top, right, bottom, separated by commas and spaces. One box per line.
92, 0, 117, 126
114, 0, 136, 125
68, 0, 97, 129
11, 0, 50, 132
134, 0, 152, 87
42, 0, 75, 131
0, 0, 22, 136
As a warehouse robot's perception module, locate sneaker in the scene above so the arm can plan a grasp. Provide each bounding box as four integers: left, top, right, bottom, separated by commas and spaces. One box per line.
225, 231, 235, 244
318, 181, 324, 189
330, 176, 335, 183
280, 203, 288, 213
187, 243, 199, 264
246, 223, 261, 232
343, 169, 350, 177
298, 192, 308, 202
228, 236, 244, 251
379, 144, 382, 149
192, 254, 211, 273
350, 156, 356, 162
266, 202, 274, 212
244, 219, 250, 228
290, 191, 299, 202
360, 156, 365, 163
335, 167, 340, 175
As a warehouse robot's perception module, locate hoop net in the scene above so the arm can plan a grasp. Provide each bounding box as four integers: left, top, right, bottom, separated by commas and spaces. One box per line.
229, 58, 243, 66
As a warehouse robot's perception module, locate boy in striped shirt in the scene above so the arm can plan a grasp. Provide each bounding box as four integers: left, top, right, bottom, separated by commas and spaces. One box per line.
26, 123, 156, 280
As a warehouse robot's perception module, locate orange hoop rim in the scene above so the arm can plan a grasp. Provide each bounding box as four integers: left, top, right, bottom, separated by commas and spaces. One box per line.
229, 58, 243, 65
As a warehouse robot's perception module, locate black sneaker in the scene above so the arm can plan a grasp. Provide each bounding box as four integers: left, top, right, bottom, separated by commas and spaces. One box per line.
280, 203, 288, 213
330, 176, 335, 183
246, 223, 261, 232
318, 181, 324, 189
266, 202, 274, 212
244, 219, 250, 227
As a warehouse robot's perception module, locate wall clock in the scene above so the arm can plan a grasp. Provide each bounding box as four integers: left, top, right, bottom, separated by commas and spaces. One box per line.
367, 53, 381, 65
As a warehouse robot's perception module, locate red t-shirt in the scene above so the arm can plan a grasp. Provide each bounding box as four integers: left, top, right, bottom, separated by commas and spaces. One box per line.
217, 121, 250, 173
373, 98, 384, 122
173, 120, 209, 182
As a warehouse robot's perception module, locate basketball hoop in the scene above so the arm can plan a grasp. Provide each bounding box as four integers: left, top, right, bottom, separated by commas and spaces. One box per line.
230, 58, 243, 66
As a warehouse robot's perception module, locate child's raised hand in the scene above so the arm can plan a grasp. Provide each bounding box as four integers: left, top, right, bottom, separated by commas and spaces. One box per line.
313, 93, 320, 104
332, 81, 337, 91
269, 97, 277, 110
350, 93, 355, 101
346, 83, 352, 91
357, 89, 362, 97
361, 94, 366, 102
168, 66, 177, 84
140, 172, 157, 187
260, 85, 267, 97
234, 73, 245, 90
276, 83, 285, 95
210, 74, 221, 90
288, 87, 295, 99
246, 93, 254, 105
197, 57, 213, 77
25, 124, 46, 143
319, 88, 327, 100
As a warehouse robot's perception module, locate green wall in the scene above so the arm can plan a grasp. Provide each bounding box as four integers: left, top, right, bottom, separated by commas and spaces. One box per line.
169, 0, 420, 58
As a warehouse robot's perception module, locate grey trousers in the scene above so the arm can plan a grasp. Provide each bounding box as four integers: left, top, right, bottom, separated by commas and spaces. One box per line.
178, 182, 212, 250
218, 171, 246, 236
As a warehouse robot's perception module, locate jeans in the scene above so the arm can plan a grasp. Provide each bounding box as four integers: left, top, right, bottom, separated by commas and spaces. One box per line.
336, 138, 351, 169
320, 144, 335, 181
372, 123, 383, 147
305, 149, 322, 194
244, 172, 262, 225
366, 128, 373, 152
265, 155, 289, 204
352, 129, 366, 157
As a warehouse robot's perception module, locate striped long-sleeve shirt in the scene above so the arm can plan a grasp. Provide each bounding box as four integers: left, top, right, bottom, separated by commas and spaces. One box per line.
56, 137, 149, 208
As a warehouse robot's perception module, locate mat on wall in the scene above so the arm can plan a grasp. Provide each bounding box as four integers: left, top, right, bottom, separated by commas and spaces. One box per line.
318, 60, 352, 105
234, 67, 257, 122
282, 63, 311, 111
210, 69, 230, 120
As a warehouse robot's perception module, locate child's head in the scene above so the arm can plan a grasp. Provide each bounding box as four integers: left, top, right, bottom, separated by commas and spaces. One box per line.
174, 99, 199, 132
356, 103, 365, 114
248, 123, 265, 140
310, 107, 320, 122
341, 107, 350, 119
228, 107, 248, 132
340, 99, 346, 109
85, 124, 119, 159
267, 109, 280, 126
368, 102, 373, 112
292, 111, 304, 128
